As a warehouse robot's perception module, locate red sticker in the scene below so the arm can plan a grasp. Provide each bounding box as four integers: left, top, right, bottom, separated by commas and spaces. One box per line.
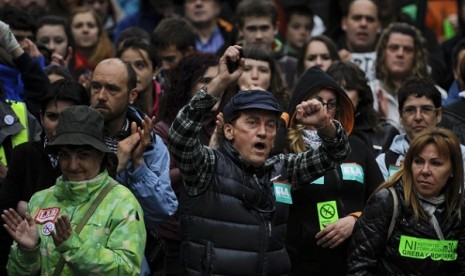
34, 207, 60, 224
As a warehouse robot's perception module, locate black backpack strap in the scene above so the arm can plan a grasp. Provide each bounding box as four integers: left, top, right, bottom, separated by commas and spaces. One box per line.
387, 187, 399, 241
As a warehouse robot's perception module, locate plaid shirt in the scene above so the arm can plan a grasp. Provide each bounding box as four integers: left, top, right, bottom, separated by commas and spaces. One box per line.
168, 89, 351, 196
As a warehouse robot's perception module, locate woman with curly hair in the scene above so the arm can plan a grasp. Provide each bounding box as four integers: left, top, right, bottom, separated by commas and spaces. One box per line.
370, 22, 447, 131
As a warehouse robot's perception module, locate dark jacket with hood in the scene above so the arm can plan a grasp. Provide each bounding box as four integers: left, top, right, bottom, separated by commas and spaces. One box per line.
284, 67, 383, 275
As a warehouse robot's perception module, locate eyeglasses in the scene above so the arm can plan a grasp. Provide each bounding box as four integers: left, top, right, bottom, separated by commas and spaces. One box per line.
402, 105, 439, 117
316, 99, 338, 111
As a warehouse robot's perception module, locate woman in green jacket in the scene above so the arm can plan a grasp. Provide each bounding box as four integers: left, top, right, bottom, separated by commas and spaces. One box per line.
2, 105, 146, 275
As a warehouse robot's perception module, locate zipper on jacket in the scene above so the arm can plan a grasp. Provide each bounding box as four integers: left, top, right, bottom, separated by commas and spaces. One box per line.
257, 216, 271, 275
266, 221, 271, 237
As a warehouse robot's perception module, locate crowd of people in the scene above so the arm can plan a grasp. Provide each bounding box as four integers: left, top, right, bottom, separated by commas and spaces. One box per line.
1, 0, 465, 275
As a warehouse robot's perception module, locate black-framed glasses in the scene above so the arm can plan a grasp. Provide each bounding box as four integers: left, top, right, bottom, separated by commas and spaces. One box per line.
402, 105, 439, 117
317, 99, 338, 111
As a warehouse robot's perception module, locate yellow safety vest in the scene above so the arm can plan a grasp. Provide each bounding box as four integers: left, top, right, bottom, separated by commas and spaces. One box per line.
0, 100, 29, 166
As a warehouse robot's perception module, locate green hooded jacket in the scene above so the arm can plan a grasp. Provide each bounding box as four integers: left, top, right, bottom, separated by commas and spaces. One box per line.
7, 171, 146, 275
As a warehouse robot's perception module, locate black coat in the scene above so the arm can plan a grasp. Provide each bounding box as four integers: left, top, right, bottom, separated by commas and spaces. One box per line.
286, 136, 383, 275
348, 182, 465, 275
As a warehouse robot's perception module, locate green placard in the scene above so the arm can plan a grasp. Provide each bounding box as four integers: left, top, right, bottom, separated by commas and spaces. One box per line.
273, 182, 292, 204
317, 200, 339, 230
398, 235, 458, 261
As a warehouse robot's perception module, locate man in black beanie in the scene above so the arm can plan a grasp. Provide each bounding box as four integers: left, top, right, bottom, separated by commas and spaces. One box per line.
168, 45, 351, 274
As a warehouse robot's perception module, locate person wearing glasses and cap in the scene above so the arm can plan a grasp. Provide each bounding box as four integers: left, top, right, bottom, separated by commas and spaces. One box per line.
2, 106, 146, 275
376, 78, 465, 181
168, 45, 350, 275
284, 66, 384, 274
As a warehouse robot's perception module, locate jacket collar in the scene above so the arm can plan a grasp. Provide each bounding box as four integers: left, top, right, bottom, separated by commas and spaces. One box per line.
53, 171, 110, 203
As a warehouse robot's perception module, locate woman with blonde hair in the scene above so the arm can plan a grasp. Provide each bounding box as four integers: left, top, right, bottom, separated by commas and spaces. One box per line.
348, 128, 465, 275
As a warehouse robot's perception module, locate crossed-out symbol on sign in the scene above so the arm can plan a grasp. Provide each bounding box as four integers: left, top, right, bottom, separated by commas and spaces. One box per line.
319, 204, 336, 219
42, 222, 54, 235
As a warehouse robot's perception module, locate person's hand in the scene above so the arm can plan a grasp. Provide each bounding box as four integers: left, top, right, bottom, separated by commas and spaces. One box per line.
295, 99, 336, 137
51, 46, 73, 68
208, 112, 224, 148
207, 45, 244, 97
51, 214, 72, 247
116, 125, 140, 174
16, 201, 28, 217
116, 117, 155, 172
77, 70, 92, 90
376, 89, 388, 118
2, 208, 39, 249
315, 216, 356, 249
0, 20, 20, 54
21, 38, 42, 58
131, 116, 156, 169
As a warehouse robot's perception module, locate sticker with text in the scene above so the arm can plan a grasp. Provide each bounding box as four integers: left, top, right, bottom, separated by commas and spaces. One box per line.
273, 181, 293, 204
398, 235, 457, 261
34, 207, 60, 224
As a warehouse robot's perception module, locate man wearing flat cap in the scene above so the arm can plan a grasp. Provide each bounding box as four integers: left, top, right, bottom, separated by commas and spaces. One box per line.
168, 45, 351, 274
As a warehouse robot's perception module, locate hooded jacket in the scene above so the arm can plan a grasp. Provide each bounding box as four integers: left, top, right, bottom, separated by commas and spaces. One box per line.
7, 171, 146, 275
286, 67, 354, 134
284, 67, 382, 275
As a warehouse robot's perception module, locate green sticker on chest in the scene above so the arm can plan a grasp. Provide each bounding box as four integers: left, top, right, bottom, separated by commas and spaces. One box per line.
273, 182, 292, 204
341, 163, 364, 183
316, 200, 339, 230
398, 235, 458, 261
388, 165, 400, 178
